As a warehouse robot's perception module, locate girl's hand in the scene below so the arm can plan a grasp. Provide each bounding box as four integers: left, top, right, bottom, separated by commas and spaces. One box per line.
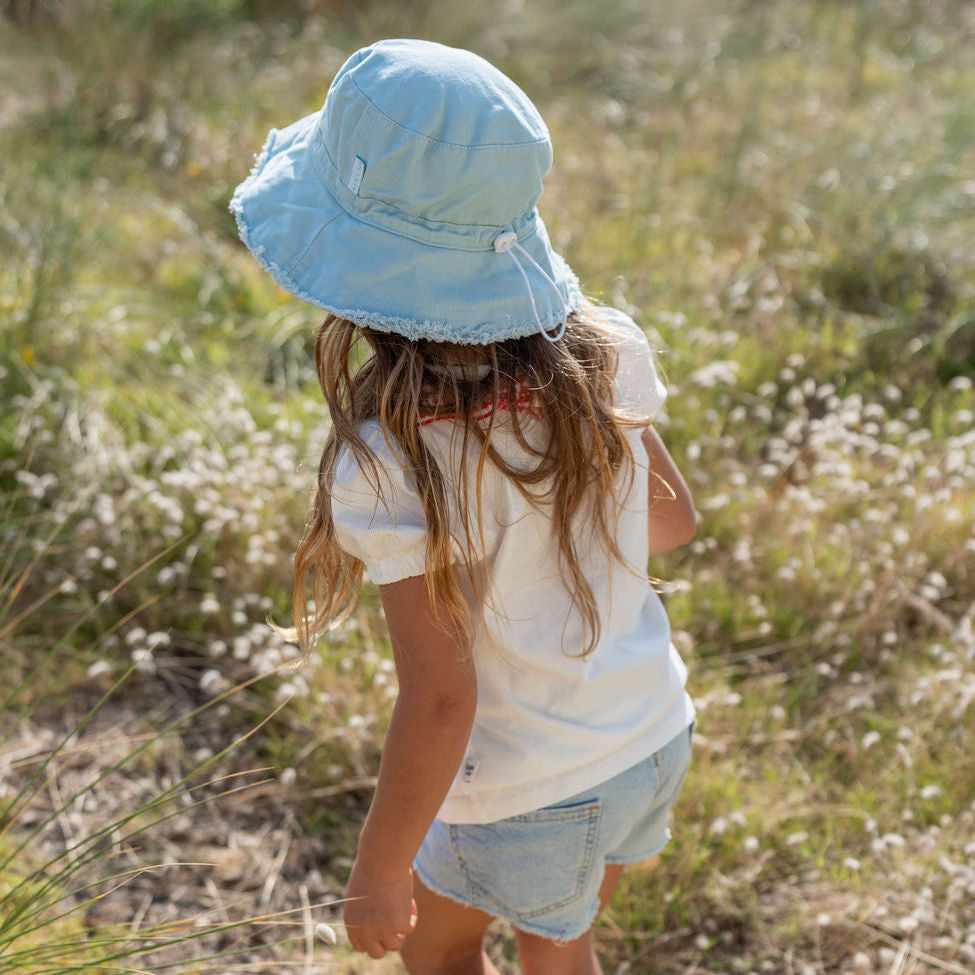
343, 859, 418, 959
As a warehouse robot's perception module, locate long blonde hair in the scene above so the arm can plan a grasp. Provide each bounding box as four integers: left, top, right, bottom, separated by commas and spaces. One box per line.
293, 300, 643, 657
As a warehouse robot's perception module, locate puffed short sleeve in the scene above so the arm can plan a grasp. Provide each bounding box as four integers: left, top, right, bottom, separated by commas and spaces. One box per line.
329, 422, 429, 585
600, 307, 668, 420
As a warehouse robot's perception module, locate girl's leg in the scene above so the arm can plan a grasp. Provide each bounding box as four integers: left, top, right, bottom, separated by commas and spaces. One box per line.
400, 873, 501, 975
515, 860, 654, 975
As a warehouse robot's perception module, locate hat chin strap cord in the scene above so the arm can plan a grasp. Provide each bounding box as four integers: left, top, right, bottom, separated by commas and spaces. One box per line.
493, 232, 568, 343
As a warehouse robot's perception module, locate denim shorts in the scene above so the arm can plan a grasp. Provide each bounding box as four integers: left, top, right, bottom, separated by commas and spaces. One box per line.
413, 724, 693, 943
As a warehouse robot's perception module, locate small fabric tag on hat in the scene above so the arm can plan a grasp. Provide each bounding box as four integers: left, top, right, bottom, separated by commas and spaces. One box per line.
347, 155, 366, 195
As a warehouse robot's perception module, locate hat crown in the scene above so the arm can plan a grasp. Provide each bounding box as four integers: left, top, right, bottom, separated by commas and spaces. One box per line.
317, 39, 553, 233
230, 39, 582, 343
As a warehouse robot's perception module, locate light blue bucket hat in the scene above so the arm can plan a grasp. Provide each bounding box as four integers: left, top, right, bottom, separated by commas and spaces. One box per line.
230, 38, 582, 345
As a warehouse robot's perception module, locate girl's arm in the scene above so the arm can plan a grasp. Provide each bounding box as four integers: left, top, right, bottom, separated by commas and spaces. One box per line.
343, 573, 477, 960
641, 425, 697, 556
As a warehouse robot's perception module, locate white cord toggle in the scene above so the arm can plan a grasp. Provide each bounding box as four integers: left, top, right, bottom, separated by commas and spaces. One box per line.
493, 232, 568, 343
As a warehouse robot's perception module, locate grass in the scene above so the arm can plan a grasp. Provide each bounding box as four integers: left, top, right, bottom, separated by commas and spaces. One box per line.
0, 500, 321, 972
1, 0, 974, 972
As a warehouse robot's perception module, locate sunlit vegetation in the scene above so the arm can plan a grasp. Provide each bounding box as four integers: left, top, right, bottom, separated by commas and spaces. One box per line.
1, 1, 973, 972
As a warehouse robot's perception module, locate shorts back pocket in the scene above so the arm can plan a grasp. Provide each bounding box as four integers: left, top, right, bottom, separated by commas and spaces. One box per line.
448, 800, 602, 920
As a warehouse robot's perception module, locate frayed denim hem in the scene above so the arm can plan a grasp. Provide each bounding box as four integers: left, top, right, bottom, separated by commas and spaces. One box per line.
604, 827, 672, 866
412, 857, 601, 945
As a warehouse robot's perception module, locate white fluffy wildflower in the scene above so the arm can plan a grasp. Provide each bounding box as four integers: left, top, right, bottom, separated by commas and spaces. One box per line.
315, 923, 337, 945
131, 648, 156, 674
157, 564, 179, 584
690, 360, 739, 388
125, 626, 147, 647
274, 682, 297, 703
199, 669, 230, 697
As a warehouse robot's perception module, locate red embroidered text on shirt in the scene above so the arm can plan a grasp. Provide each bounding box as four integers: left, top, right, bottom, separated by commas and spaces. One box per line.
418, 379, 543, 426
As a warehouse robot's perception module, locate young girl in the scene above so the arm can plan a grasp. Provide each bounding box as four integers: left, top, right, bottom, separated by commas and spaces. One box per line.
232, 39, 696, 975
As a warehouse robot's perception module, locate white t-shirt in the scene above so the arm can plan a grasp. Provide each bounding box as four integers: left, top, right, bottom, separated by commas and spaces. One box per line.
330, 308, 695, 824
